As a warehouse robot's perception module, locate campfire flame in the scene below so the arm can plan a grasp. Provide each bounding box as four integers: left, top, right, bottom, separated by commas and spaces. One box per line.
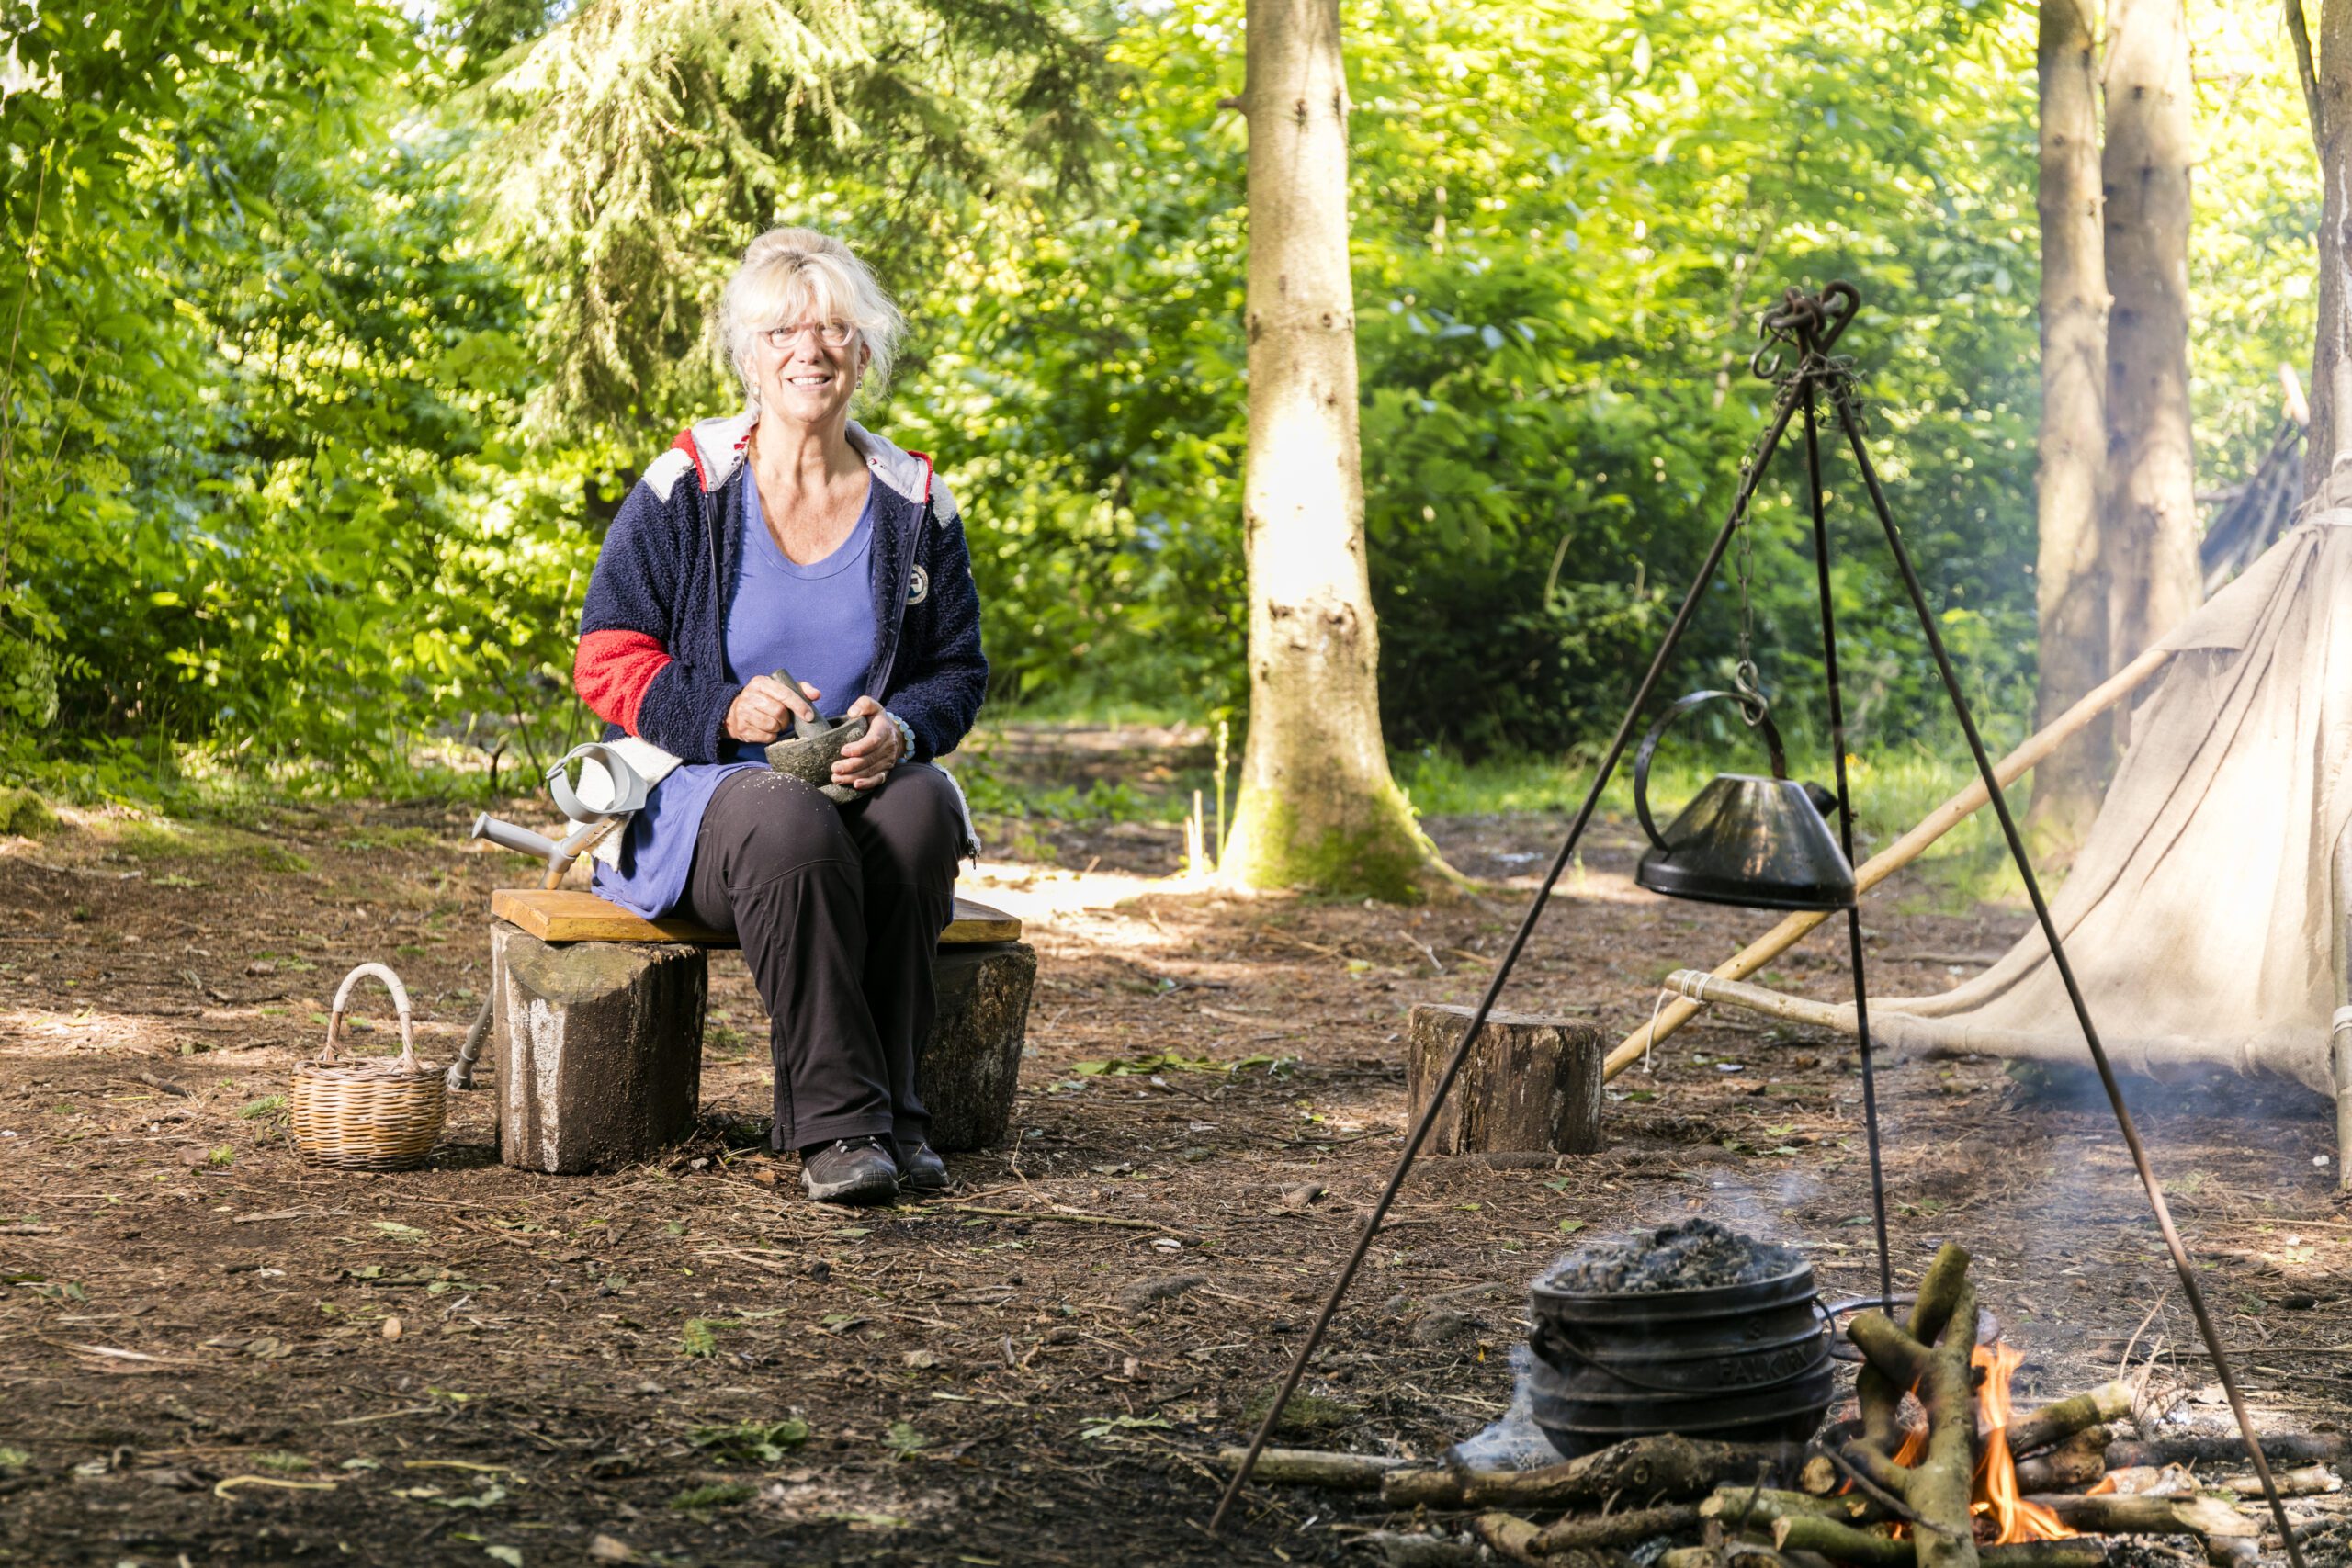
1876, 1344, 2075, 1545
1970, 1342, 2074, 1544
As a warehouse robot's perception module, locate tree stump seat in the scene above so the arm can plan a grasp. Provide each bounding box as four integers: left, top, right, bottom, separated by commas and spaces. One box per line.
1404, 1003, 1603, 1156
486, 889, 1035, 1174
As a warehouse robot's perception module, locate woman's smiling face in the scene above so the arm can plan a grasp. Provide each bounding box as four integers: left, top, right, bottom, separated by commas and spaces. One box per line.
757, 319, 867, 428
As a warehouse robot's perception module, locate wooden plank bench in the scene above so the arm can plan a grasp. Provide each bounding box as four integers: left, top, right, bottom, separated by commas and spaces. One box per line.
491, 888, 1024, 946
487, 888, 1035, 1174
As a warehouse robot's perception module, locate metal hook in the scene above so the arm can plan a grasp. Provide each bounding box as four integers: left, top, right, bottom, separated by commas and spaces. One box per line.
1732, 660, 1769, 726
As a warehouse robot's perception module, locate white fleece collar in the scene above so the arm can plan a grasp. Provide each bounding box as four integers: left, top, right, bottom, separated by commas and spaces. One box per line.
685, 413, 936, 509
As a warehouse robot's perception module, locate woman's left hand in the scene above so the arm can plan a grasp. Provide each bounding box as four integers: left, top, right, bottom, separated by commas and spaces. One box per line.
832, 695, 901, 791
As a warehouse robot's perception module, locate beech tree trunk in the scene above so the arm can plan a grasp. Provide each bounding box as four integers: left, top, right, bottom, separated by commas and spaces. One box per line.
1222, 0, 1450, 900
2026, 0, 2113, 849
2309, 1, 2352, 494
2099, 0, 2201, 709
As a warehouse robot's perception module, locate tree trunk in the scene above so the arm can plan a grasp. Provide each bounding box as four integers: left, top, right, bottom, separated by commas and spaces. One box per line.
2026, 0, 2113, 851
2308, 0, 2352, 494
1223, 0, 1451, 900
2100, 0, 2201, 711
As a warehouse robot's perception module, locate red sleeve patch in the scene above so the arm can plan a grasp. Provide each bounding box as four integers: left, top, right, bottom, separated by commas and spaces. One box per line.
673, 428, 708, 493
575, 628, 673, 736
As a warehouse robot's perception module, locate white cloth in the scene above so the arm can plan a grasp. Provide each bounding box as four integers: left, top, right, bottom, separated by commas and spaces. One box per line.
1781, 513, 2352, 1096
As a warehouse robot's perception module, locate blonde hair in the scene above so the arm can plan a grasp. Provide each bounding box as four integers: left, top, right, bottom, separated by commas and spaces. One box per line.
717, 228, 906, 411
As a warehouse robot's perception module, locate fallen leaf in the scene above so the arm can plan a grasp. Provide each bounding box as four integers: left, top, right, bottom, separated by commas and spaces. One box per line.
214, 1474, 336, 1498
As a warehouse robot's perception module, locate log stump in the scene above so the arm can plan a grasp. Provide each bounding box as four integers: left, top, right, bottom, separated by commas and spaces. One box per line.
1405, 1003, 1602, 1155
489, 919, 1038, 1170
919, 942, 1038, 1152
491, 921, 707, 1174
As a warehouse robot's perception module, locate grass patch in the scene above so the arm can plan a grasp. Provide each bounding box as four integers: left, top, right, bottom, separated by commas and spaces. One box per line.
1241, 1390, 1358, 1437
346, 825, 438, 852
0, 788, 57, 837
95, 817, 311, 874
688, 1419, 810, 1463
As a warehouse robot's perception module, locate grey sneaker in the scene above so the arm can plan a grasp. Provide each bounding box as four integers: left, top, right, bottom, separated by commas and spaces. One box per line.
800, 1137, 900, 1205
896, 1142, 949, 1192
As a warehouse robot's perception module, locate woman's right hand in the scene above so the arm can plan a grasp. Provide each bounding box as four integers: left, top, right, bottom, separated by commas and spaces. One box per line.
725, 674, 820, 744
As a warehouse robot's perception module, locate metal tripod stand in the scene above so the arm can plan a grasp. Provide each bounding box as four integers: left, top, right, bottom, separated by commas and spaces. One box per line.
1210, 282, 2309, 1567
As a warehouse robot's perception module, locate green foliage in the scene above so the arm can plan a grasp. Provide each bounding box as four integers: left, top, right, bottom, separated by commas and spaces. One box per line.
906, 0, 2055, 752
689, 1418, 811, 1462
0, 0, 2324, 793
912, 0, 2313, 760
464, 0, 1114, 434
0, 0, 596, 791
0, 787, 55, 837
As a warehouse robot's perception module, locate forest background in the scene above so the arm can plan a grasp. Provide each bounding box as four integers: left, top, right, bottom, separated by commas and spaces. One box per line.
0, 0, 2321, 818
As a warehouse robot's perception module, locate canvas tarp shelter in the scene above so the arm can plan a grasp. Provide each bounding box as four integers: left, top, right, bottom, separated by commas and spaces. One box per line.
1794, 512, 2352, 1096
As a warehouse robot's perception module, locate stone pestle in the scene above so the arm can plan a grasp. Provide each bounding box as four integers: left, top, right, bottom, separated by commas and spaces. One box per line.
761, 663, 866, 804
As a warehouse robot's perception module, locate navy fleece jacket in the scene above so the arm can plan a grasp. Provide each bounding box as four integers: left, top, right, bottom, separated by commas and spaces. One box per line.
574, 414, 988, 764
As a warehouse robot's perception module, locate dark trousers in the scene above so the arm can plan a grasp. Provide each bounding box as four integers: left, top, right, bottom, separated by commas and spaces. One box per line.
682, 765, 963, 1153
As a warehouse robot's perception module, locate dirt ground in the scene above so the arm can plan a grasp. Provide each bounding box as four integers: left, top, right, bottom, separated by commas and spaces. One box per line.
2, 726, 2346, 1566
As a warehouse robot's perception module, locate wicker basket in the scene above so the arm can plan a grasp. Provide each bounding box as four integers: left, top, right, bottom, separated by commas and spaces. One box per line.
289, 963, 446, 1171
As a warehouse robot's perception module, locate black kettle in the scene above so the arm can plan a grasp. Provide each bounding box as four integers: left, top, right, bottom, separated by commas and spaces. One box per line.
1632, 691, 1855, 912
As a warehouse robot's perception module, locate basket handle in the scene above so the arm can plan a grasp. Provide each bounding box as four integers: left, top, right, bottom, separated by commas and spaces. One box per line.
321, 963, 417, 1071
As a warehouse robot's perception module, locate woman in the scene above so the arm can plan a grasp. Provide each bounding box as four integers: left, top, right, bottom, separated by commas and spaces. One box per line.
571, 228, 986, 1206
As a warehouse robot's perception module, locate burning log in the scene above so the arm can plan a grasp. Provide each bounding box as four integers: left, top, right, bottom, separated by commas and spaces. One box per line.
2206, 1462, 2339, 1498
2005, 1382, 2133, 1458
1209, 1447, 1404, 1490
1379, 1433, 1802, 1509
1362, 1532, 1482, 1568
1698, 1487, 1889, 1528
1770, 1517, 2109, 1568
1843, 1243, 1985, 1568
1529, 1500, 1701, 1552
1659, 1548, 1800, 1568
2104, 1432, 2345, 1469
2029, 1492, 2258, 1565
1469, 1511, 1545, 1564
2098, 1461, 2341, 1499
2011, 1429, 2106, 1494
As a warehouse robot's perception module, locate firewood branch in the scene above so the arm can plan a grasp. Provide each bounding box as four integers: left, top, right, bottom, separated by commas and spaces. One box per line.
1848, 1312, 1937, 1390
1841, 1243, 1984, 1568
1856, 1241, 1973, 1454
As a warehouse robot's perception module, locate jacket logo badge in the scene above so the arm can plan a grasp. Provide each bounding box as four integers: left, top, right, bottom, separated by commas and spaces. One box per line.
907, 566, 930, 605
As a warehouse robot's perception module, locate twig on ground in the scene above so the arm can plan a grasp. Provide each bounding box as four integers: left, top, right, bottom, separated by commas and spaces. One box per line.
943, 1204, 1187, 1235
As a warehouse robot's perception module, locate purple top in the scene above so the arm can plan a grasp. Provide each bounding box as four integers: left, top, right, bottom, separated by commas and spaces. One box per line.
594, 475, 879, 919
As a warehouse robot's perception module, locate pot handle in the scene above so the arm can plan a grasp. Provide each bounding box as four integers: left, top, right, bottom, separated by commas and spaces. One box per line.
1634, 692, 1791, 852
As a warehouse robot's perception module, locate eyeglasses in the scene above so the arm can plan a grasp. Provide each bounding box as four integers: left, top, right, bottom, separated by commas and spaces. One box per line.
759, 321, 856, 350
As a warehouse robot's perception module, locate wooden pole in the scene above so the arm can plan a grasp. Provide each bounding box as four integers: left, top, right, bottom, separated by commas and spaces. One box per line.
1664, 970, 1848, 1031
1602, 644, 2175, 1081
